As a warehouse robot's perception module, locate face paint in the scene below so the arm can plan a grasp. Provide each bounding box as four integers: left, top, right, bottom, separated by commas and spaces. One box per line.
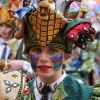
30, 54, 39, 69
8, 29, 14, 36
50, 53, 63, 70
0, 24, 13, 37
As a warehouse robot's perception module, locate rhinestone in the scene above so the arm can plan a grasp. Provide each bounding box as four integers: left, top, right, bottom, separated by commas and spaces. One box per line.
70, 34, 74, 38
82, 45, 85, 48
81, 39, 84, 42
4, 80, 10, 85
83, 26, 89, 33
6, 87, 11, 93
25, 85, 29, 89
82, 35, 85, 38
87, 38, 91, 41
12, 83, 19, 88
3, 70, 8, 74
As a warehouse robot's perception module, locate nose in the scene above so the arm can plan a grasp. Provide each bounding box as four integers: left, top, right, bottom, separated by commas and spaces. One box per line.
39, 52, 49, 63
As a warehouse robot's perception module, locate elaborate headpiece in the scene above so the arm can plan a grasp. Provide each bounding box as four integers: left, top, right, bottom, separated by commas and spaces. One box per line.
14, 0, 96, 53
0, 5, 16, 29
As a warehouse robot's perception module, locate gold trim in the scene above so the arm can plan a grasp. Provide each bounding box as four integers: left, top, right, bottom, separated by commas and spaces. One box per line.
15, 71, 25, 100
39, 2, 50, 8
51, 82, 67, 100
2, 61, 7, 71
36, 80, 54, 93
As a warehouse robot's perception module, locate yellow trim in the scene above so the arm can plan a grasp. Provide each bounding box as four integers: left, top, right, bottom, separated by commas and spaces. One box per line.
2, 61, 7, 71
51, 82, 67, 100
39, 2, 50, 8
81, 8, 88, 13
49, 0, 54, 3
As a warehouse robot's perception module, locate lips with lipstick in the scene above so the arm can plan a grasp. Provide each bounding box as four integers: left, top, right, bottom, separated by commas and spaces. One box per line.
37, 65, 52, 71
2, 32, 7, 35
30, 54, 52, 71
2, 29, 13, 36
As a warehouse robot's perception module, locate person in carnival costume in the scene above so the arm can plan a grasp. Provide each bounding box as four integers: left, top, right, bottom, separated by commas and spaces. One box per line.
0, 1, 34, 79
0, 59, 30, 100
0, 3, 17, 60
1, 0, 100, 100
0, 3, 33, 100
13, 0, 100, 100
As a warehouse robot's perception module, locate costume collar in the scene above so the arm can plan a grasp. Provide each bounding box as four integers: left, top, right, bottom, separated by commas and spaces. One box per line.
0, 37, 6, 44
36, 70, 67, 92
0, 37, 17, 44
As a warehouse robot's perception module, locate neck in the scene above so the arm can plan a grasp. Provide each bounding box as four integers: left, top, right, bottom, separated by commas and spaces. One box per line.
2, 36, 13, 41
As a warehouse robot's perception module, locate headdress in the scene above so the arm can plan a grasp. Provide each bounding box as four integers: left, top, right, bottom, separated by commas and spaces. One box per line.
0, 5, 16, 29
14, 0, 96, 53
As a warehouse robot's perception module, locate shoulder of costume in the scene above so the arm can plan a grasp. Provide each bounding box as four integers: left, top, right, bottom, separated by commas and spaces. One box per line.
63, 76, 91, 99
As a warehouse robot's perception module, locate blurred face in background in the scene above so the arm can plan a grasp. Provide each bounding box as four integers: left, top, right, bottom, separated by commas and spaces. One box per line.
89, 13, 97, 23
0, 23, 14, 41
96, 12, 100, 23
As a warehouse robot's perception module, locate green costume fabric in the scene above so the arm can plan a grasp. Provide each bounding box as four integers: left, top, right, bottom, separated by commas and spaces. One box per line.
81, 40, 97, 72
6, 20, 16, 29
8, 38, 19, 59
91, 83, 100, 99
24, 21, 73, 54
21, 76, 93, 100
24, 17, 91, 54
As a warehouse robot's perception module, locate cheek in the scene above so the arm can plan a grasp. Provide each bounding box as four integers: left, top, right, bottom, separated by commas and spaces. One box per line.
6, 28, 11, 32
29, 54, 39, 69
0, 28, 4, 33
1, 28, 12, 36
7, 29, 13, 35
50, 54, 63, 70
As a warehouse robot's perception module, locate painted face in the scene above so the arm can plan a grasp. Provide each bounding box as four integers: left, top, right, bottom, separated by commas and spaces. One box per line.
30, 54, 39, 69
29, 46, 63, 70
29, 46, 66, 79
50, 53, 63, 70
0, 24, 13, 39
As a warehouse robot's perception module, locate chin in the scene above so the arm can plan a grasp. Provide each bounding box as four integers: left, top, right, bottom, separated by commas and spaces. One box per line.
37, 72, 53, 78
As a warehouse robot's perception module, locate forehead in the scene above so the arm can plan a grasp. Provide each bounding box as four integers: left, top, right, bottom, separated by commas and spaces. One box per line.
0, 23, 11, 28
30, 46, 63, 51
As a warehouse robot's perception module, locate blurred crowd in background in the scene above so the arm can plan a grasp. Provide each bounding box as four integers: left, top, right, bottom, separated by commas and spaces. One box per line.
65, 0, 100, 85
0, 0, 100, 86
